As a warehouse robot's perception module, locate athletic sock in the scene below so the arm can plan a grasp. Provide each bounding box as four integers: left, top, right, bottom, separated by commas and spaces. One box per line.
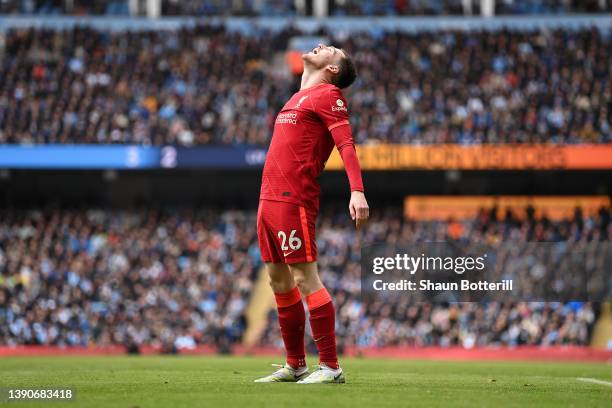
274, 286, 306, 369
305, 287, 339, 370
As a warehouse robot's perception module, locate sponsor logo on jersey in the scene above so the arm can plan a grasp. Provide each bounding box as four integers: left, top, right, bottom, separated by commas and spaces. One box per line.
332, 98, 348, 112
276, 112, 298, 125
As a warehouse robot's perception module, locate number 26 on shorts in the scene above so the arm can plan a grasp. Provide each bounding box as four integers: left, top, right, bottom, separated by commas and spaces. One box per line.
277, 229, 302, 251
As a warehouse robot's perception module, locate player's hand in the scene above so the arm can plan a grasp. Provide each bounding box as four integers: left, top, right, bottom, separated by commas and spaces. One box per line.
349, 191, 369, 230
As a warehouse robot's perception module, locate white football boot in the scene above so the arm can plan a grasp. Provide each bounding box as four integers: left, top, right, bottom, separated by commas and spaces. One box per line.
296, 364, 345, 384
254, 364, 309, 383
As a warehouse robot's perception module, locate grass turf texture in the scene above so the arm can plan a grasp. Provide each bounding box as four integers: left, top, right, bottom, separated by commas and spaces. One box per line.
0, 356, 610, 407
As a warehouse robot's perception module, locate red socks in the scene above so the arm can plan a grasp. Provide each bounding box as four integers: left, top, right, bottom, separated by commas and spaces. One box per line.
274, 286, 339, 370
274, 287, 306, 369
305, 287, 339, 369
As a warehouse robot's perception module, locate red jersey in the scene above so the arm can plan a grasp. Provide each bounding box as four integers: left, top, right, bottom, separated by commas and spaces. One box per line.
260, 83, 363, 212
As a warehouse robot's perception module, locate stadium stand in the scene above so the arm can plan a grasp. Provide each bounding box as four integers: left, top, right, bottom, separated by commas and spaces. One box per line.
0, 24, 610, 145
2, 0, 610, 16
0, 208, 255, 350
1, 205, 607, 350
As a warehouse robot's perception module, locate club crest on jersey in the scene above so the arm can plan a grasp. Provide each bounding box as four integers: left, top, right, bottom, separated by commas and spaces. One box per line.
332, 98, 348, 112
295, 95, 309, 108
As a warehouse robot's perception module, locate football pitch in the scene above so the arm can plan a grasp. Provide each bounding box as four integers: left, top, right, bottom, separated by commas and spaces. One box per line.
1, 356, 610, 407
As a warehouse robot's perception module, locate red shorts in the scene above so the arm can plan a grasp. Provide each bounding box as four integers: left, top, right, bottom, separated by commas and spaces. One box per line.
257, 199, 317, 264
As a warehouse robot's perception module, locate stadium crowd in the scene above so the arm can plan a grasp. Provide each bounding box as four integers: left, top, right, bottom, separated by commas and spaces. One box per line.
0, 208, 256, 350
333, 0, 611, 15
2, 0, 610, 16
0, 24, 610, 145
1, 204, 607, 349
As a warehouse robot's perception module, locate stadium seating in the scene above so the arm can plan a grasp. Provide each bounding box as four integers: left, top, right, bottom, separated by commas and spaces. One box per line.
0, 208, 256, 349
0, 24, 609, 145
1, 0, 609, 16
0, 205, 607, 349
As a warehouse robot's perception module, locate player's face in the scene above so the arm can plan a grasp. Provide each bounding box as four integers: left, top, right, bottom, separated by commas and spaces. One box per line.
302, 44, 343, 71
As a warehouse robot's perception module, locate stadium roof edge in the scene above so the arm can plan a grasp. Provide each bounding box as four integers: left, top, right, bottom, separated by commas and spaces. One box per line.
0, 15, 610, 34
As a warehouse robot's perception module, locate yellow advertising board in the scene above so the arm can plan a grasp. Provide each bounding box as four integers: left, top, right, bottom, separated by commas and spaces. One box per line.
326, 144, 612, 170
404, 196, 611, 221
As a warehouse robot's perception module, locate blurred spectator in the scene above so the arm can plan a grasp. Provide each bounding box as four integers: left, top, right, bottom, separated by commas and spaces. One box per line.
0, 208, 257, 348
0, 25, 610, 145
1, 204, 607, 348
0, 0, 129, 15
1, 0, 609, 16
163, 0, 297, 17
496, 0, 611, 15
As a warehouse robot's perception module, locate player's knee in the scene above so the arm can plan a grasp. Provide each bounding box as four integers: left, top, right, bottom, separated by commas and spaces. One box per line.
293, 275, 310, 294
268, 276, 293, 293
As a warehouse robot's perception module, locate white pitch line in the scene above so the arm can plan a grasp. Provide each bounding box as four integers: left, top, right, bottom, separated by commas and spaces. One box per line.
576, 377, 612, 387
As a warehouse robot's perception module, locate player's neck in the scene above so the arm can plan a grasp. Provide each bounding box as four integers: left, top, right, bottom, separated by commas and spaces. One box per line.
300, 69, 329, 91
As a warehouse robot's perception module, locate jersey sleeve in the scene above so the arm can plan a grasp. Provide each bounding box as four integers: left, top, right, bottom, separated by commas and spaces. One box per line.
331, 125, 364, 192
315, 86, 350, 132
316, 86, 364, 193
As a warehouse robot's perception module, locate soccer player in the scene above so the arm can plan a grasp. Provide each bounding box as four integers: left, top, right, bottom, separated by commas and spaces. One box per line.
254, 44, 369, 384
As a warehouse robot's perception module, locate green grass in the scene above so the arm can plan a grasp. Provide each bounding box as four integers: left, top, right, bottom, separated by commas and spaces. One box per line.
0, 356, 610, 407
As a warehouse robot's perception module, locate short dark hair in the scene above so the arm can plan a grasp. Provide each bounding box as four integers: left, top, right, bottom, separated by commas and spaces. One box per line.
331, 49, 357, 89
